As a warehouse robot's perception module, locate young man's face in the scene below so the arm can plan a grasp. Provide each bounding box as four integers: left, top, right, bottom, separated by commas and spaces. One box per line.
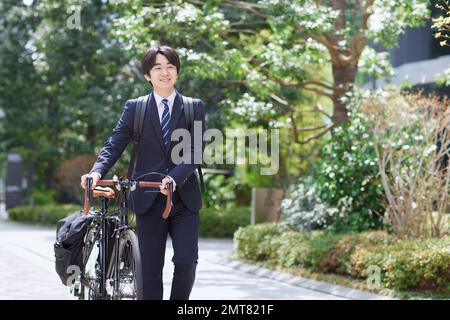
144, 53, 178, 91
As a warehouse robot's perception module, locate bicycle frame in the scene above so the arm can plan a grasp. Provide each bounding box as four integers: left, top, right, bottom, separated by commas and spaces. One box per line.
80, 173, 172, 300
81, 196, 116, 299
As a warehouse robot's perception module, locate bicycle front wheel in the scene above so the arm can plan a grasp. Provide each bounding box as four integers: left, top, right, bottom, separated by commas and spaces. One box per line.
108, 229, 143, 300
79, 225, 101, 300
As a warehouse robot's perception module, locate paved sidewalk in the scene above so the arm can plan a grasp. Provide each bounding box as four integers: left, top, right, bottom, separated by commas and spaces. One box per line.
0, 219, 75, 300
0, 219, 386, 300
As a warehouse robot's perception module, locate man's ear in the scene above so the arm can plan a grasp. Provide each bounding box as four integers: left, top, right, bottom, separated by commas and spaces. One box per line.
144, 74, 151, 82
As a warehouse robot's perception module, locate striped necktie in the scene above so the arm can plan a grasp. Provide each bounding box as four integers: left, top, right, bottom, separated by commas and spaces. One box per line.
161, 98, 171, 147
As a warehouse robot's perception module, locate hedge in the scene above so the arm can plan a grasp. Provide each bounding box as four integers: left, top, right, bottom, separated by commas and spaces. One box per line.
234, 223, 450, 293
8, 204, 80, 226
8, 204, 250, 239
199, 206, 250, 238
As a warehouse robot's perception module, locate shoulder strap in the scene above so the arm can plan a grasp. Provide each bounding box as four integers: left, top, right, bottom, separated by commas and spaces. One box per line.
128, 95, 148, 179
181, 95, 205, 193
181, 95, 194, 130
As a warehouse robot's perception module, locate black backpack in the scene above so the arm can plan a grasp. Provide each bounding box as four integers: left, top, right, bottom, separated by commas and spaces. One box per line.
128, 94, 205, 192
54, 211, 92, 286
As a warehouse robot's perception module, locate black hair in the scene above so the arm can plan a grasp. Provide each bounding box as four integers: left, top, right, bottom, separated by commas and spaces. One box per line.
141, 45, 180, 76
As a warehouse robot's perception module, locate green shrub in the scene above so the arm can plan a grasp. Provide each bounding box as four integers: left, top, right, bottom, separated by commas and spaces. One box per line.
351, 243, 390, 279
328, 231, 392, 275
316, 235, 353, 274
384, 239, 450, 292
234, 223, 281, 261
8, 202, 248, 239
351, 237, 450, 293
202, 175, 251, 209
281, 91, 385, 233
199, 206, 250, 238
32, 188, 56, 205
313, 101, 385, 233
8, 204, 80, 226
275, 231, 311, 268
234, 224, 450, 293
307, 231, 341, 272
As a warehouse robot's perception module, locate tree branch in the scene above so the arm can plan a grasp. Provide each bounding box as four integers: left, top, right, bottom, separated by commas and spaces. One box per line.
224, 28, 259, 34
301, 80, 335, 91
289, 112, 300, 143
297, 123, 335, 144
297, 123, 329, 132
315, 102, 332, 119
302, 85, 334, 99
269, 93, 289, 106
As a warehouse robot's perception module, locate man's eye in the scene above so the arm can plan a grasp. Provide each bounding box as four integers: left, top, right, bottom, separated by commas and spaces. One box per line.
154, 67, 161, 70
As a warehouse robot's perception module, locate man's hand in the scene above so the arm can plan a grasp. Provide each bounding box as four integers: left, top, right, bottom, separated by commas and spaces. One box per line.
160, 176, 176, 196
80, 172, 101, 190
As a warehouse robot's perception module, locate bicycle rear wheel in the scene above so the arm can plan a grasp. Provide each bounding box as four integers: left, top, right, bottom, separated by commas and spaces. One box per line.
108, 229, 143, 300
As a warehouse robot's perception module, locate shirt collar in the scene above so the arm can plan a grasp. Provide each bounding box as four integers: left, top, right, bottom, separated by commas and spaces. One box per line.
153, 89, 177, 108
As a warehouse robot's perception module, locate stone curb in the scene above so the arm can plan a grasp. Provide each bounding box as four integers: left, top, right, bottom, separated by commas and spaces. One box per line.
211, 255, 393, 300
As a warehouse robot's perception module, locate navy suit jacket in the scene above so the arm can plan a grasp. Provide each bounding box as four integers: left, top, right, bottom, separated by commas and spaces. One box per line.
90, 91, 205, 214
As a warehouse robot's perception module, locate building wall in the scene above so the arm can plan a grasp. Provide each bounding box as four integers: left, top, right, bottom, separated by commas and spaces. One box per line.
389, 26, 433, 67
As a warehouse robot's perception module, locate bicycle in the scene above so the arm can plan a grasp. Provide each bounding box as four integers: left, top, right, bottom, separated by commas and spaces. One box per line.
72, 173, 173, 300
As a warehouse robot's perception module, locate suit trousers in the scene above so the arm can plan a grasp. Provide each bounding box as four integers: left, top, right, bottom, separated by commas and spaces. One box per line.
135, 192, 199, 300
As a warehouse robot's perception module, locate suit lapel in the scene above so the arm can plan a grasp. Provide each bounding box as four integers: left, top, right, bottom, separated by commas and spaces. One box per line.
165, 92, 183, 156
148, 93, 165, 152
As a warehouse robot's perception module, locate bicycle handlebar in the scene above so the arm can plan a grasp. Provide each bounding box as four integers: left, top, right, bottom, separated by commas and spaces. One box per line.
83, 176, 173, 219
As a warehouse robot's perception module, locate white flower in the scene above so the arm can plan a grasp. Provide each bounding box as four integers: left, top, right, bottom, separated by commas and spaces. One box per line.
424, 145, 437, 157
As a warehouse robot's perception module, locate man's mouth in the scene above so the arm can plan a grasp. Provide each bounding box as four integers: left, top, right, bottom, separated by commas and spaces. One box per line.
160, 79, 170, 83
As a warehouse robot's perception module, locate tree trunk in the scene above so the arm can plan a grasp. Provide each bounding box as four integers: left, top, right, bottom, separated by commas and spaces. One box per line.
331, 62, 358, 124
329, 0, 355, 125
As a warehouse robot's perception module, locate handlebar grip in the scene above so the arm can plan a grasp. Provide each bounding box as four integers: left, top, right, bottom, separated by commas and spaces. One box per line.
83, 177, 92, 215
161, 181, 173, 220
97, 180, 116, 187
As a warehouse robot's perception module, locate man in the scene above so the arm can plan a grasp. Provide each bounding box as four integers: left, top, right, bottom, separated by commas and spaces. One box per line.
80, 45, 205, 300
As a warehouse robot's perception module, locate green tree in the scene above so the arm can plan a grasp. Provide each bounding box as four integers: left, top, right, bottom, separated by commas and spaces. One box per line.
214, 0, 428, 126
0, 0, 141, 188
105, 0, 430, 191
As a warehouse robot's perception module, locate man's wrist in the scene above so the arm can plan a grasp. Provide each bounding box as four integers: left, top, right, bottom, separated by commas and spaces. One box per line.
166, 175, 176, 187
90, 172, 102, 179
